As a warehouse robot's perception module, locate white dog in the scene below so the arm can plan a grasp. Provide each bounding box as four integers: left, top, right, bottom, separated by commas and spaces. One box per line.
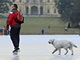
48, 39, 77, 55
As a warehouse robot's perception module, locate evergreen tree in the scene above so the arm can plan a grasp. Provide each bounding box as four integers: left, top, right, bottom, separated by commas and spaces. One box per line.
70, 0, 80, 27
55, 0, 80, 27
0, 0, 12, 13
57, 0, 74, 21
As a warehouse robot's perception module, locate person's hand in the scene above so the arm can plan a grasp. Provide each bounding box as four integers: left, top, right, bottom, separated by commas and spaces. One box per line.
5, 25, 9, 31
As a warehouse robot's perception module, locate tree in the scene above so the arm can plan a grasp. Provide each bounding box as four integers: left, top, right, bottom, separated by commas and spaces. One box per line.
13, 0, 15, 2
0, 0, 12, 13
70, 0, 80, 27
57, 0, 74, 21
55, 0, 80, 27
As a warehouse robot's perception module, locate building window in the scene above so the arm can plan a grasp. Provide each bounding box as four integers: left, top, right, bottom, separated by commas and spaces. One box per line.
40, 6, 43, 15
26, 7, 29, 15
54, 9, 56, 13
47, 0, 50, 2
47, 9, 50, 13
40, 0, 43, 2
31, 6, 38, 15
26, 0, 29, 2
19, 0, 21, 2
33, 0, 36, 2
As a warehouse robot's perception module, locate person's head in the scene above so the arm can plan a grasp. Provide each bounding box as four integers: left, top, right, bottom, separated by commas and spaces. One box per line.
12, 4, 18, 10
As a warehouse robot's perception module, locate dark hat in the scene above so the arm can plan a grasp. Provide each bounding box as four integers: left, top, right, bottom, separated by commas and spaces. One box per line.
13, 4, 18, 9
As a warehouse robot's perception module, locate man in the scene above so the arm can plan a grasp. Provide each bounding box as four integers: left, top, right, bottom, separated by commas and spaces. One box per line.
6, 4, 21, 54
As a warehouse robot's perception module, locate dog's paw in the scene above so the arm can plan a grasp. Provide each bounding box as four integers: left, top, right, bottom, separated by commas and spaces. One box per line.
58, 54, 60, 55
71, 53, 73, 55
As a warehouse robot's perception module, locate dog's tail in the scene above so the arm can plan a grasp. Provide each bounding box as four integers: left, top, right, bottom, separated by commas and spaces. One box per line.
70, 42, 77, 48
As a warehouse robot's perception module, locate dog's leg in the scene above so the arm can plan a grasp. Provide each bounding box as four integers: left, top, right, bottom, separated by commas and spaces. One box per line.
52, 49, 58, 54
71, 49, 73, 55
64, 49, 68, 55
69, 47, 73, 55
58, 49, 61, 55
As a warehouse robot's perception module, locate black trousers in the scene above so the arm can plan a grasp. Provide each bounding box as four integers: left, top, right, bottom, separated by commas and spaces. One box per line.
10, 24, 21, 49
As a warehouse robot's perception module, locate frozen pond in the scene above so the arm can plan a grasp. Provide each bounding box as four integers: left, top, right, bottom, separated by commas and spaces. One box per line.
0, 35, 80, 60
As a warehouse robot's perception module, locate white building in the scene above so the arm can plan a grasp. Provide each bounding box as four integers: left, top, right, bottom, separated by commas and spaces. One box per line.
11, 0, 60, 17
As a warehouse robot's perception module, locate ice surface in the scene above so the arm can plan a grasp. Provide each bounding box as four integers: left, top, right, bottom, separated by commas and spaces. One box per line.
0, 35, 80, 60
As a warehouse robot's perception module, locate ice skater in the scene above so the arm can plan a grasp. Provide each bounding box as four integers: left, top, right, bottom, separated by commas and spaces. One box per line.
6, 4, 23, 54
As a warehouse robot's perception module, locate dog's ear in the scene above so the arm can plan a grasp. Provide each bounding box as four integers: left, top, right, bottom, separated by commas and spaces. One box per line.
49, 39, 53, 41
52, 39, 55, 42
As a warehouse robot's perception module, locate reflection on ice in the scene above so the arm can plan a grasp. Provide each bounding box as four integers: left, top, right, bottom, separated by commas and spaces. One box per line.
12, 55, 19, 60
0, 35, 80, 60
50, 55, 73, 60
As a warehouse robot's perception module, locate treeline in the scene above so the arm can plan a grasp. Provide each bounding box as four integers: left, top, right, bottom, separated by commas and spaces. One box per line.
0, 0, 12, 13
55, 0, 80, 28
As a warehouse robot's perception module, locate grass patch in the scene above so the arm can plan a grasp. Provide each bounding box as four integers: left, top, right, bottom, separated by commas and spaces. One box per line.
0, 17, 79, 35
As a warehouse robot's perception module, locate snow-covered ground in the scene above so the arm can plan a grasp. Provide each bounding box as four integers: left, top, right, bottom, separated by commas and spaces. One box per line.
0, 35, 80, 60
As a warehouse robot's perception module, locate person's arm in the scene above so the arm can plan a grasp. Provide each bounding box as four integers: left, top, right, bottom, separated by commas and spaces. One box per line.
6, 12, 14, 30
7, 12, 14, 25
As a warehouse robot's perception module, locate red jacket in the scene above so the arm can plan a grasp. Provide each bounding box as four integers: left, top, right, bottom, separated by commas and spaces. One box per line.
7, 10, 19, 26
